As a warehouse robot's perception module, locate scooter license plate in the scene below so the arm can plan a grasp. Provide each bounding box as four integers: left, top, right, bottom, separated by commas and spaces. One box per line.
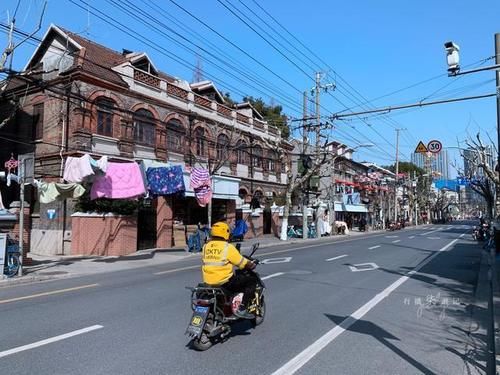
186, 306, 209, 338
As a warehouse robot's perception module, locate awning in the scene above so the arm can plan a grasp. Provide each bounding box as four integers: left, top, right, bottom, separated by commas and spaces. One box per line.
334, 202, 369, 213
183, 173, 240, 200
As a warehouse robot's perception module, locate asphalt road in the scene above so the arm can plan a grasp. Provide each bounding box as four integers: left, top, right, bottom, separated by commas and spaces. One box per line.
0, 222, 487, 374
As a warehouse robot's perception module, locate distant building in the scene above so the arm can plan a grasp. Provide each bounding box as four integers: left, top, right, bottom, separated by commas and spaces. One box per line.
411, 149, 449, 180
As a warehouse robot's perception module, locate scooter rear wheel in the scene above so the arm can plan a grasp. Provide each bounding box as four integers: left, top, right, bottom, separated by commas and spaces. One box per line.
191, 332, 213, 351
251, 295, 266, 328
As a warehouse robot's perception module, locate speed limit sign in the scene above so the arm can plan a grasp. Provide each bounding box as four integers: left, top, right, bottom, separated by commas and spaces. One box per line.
427, 140, 442, 153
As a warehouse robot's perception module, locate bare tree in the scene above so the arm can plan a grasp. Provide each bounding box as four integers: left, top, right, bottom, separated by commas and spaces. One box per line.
458, 132, 498, 218
188, 119, 243, 228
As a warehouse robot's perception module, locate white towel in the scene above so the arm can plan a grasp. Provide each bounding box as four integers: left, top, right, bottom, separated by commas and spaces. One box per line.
63, 154, 94, 183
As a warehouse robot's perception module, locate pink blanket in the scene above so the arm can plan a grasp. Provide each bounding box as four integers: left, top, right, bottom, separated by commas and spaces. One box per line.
91, 162, 146, 200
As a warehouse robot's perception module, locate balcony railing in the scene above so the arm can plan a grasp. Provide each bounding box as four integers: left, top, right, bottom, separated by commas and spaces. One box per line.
131, 68, 280, 138
167, 84, 189, 100
134, 69, 160, 88
194, 94, 212, 109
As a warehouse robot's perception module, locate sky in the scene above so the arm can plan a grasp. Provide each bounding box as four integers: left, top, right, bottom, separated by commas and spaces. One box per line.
2, 0, 500, 177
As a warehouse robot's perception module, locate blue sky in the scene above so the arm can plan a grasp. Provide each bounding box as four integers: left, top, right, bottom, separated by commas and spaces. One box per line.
2, 0, 500, 175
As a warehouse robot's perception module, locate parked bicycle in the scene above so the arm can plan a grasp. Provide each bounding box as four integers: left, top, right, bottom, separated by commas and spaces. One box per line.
4, 236, 20, 278
287, 225, 317, 239
287, 225, 303, 239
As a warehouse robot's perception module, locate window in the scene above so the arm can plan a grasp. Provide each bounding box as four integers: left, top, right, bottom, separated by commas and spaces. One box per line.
133, 109, 155, 146
32, 103, 44, 140
252, 145, 263, 168
216, 134, 229, 161
194, 127, 206, 156
267, 150, 277, 172
166, 119, 185, 153
236, 140, 248, 164
96, 98, 114, 137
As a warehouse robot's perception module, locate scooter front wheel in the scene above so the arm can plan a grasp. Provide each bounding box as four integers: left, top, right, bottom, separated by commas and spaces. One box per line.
191, 332, 213, 351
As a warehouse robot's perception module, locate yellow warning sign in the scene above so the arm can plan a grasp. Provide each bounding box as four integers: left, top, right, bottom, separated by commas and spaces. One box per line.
414, 141, 428, 154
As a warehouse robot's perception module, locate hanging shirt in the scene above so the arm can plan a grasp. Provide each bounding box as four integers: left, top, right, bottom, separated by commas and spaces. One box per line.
91, 162, 146, 200
146, 166, 185, 196
38, 182, 86, 204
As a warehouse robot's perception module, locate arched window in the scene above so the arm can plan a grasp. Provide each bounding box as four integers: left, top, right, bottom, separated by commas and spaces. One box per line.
252, 145, 263, 168
216, 134, 230, 160
166, 119, 185, 153
133, 109, 155, 145
194, 127, 206, 156
236, 140, 248, 164
96, 97, 115, 137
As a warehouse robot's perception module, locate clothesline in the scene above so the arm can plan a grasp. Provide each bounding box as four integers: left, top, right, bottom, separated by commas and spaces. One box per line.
1, 153, 214, 207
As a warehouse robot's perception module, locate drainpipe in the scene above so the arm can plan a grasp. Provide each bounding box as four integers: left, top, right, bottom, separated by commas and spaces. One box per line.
60, 84, 70, 255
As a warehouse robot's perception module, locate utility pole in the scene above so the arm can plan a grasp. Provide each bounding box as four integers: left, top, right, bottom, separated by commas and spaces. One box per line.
495, 33, 500, 203
302, 91, 308, 239
394, 129, 401, 223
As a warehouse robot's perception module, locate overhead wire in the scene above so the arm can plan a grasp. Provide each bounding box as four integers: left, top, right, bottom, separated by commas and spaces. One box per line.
234, 0, 412, 161
70, 0, 306, 118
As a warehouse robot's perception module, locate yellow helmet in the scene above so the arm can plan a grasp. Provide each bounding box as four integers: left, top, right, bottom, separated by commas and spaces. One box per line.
211, 222, 230, 240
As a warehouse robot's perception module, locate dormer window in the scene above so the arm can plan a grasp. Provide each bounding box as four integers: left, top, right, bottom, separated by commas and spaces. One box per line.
132, 56, 160, 87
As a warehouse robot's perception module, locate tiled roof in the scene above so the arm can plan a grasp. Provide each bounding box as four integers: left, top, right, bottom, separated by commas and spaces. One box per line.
59, 28, 129, 87
59, 27, 176, 86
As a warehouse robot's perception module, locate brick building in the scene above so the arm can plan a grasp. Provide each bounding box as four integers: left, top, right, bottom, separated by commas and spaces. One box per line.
0, 25, 291, 256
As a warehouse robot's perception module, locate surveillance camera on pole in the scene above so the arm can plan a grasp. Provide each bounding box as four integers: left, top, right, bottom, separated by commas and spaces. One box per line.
444, 41, 460, 76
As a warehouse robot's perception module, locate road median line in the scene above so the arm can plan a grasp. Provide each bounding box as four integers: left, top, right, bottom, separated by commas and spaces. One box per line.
0, 284, 99, 304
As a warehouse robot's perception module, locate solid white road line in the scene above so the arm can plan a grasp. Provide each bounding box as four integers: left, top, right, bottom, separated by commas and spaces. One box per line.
0, 284, 99, 305
0, 325, 103, 359
325, 255, 348, 262
392, 240, 401, 243
368, 245, 381, 250
261, 272, 284, 280
271, 233, 465, 375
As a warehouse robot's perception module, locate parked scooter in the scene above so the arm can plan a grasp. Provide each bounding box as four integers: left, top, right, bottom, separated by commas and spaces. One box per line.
185, 243, 265, 351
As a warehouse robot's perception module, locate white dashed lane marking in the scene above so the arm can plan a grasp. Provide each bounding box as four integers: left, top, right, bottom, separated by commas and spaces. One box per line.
368, 245, 381, 250
326, 255, 348, 262
261, 272, 285, 280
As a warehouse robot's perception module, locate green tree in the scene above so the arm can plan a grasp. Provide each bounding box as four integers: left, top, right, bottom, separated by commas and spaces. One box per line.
242, 96, 290, 139
382, 162, 424, 175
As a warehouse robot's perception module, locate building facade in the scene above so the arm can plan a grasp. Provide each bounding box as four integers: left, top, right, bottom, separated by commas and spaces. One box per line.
0, 25, 290, 255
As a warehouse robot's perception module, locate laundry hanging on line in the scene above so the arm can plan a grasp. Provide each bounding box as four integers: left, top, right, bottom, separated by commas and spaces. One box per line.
63, 154, 108, 183
37, 182, 86, 204
146, 165, 185, 196
190, 168, 212, 207
90, 162, 146, 200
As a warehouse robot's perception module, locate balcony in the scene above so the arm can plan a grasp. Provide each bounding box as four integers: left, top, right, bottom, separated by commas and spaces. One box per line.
194, 94, 213, 110
133, 69, 160, 88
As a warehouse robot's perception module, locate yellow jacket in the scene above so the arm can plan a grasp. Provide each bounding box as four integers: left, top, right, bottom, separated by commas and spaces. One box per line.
202, 240, 248, 285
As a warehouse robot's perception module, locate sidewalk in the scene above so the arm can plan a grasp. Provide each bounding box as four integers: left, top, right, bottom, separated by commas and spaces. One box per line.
0, 228, 373, 286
